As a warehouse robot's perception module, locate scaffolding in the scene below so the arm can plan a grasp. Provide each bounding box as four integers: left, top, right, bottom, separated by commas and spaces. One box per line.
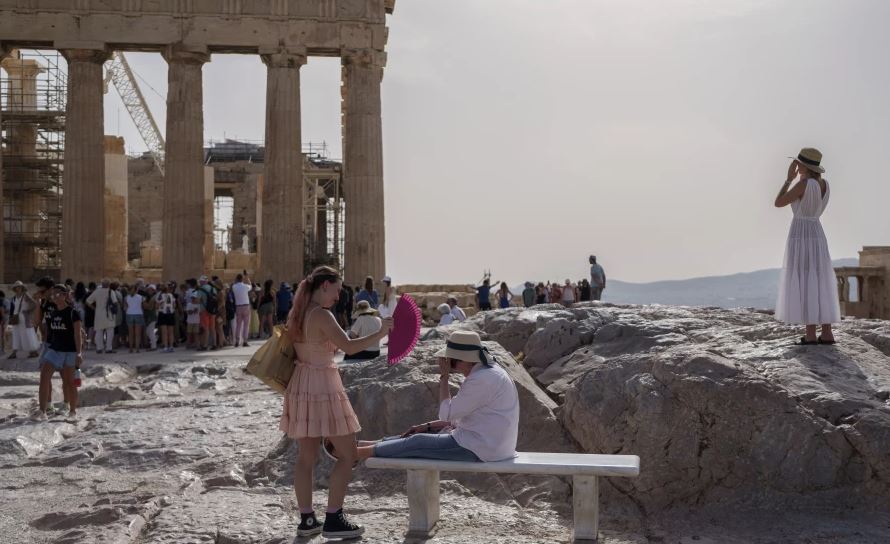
1, 50, 66, 282
303, 159, 344, 275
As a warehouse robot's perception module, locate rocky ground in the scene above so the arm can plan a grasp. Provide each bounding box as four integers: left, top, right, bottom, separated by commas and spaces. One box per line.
1, 302, 890, 543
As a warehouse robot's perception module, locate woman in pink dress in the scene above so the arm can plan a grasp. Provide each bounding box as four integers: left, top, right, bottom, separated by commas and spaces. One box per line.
279, 266, 392, 539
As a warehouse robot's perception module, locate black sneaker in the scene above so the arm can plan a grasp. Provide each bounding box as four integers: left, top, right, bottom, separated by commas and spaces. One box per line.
322, 509, 364, 539
297, 512, 322, 537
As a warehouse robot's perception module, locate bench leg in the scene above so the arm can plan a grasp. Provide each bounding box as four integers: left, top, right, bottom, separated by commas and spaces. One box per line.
573, 475, 599, 542
406, 469, 440, 538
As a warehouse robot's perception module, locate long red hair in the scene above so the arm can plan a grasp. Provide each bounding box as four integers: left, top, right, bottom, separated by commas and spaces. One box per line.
287, 265, 341, 343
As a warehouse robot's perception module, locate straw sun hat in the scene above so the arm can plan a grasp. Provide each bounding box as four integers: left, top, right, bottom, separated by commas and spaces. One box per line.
352, 300, 378, 319
791, 147, 826, 174
435, 330, 497, 367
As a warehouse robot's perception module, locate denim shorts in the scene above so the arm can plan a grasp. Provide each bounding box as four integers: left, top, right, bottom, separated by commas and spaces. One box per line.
373, 432, 480, 462
42, 348, 78, 371
126, 314, 145, 326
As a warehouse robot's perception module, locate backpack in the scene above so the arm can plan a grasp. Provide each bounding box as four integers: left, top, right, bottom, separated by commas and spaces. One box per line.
204, 286, 219, 315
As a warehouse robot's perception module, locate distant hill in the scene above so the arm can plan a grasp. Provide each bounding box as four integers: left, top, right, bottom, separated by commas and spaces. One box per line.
602, 258, 857, 310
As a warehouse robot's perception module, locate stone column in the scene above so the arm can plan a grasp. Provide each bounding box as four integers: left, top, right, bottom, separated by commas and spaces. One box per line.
341, 49, 386, 286
60, 47, 111, 281
0, 46, 9, 282
259, 49, 307, 281
161, 46, 210, 281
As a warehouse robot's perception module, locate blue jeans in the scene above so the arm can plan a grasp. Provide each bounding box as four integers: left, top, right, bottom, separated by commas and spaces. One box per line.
373, 432, 480, 462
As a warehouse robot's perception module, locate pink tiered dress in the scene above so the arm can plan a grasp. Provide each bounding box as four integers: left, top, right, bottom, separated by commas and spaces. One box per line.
279, 307, 361, 438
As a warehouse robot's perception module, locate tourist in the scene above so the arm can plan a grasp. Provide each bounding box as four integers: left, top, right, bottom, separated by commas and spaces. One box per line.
277, 281, 293, 324
521, 282, 535, 308
144, 285, 158, 350
475, 278, 493, 311
334, 285, 351, 329
112, 282, 127, 349
86, 279, 121, 354
339, 331, 519, 463
83, 282, 96, 349
447, 296, 467, 322
35, 285, 83, 421
578, 279, 592, 302
224, 282, 236, 345
343, 285, 355, 326
34, 276, 57, 347
0, 290, 7, 353
212, 277, 227, 349
8, 281, 40, 359
774, 149, 841, 345
589, 256, 606, 301
156, 284, 176, 352
258, 279, 277, 339
345, 300, 383, 360
438, 303, 455, 326
378, 275, 398, 318
231, 273, 252, 347
124, 285, 145, 354
249, 284, 261, 339
549, 281, 562, 304
535, 282, 547, 305
186, 294, 201, 348
497, 282, 514, 309
561, 279, 577, 307
354, 276, 379, 309
197, 276, 218, 350
279, 266, 392, 539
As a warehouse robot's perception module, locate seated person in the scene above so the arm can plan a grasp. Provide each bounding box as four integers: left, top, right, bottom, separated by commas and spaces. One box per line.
447, 296, 467, 322
327, 331, 519, 463
437, 303, 454, 326
344, 301, 382, 360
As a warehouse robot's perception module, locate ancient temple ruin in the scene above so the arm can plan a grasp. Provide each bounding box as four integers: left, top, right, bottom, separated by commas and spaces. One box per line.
835, 246, 890, 320
1, 0, 393, 286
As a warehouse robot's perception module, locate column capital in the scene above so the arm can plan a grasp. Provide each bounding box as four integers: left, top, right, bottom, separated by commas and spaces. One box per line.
59, 46, 111, 64
260, 47, 308, 69
341, 48, 387, 69
162, 44, 211, 65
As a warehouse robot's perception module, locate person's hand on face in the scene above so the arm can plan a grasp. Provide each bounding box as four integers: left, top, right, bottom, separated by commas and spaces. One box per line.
786, 160, 799, 183
438, 357, 451, 378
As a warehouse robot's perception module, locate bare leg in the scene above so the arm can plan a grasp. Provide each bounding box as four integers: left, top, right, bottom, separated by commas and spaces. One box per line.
135, 325, 143, 352
295, 437, 321, 511
38, 364, 54, 413
129, 324, 136, 351
805, 325, 818, 342
61, 366, 77, 415
357, 445, 375, 460
821, 324, 835, 342
326, 434, 358, 511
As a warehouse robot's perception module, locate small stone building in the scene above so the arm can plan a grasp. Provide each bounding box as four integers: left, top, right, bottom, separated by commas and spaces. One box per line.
835, 246, 890, 319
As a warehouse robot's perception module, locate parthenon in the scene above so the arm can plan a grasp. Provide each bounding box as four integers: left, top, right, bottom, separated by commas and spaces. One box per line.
0, 0, 393, 286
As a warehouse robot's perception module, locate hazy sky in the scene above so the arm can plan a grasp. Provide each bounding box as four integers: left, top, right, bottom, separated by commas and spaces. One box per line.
100, 0, 890, 284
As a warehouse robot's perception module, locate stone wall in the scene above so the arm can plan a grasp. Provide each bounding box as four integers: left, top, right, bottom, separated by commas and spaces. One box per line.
127, 156, 163, 260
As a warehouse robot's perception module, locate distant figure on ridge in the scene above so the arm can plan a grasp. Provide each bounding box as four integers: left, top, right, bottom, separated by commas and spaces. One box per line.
589, 256, 606, 301
774, 148, 840, 345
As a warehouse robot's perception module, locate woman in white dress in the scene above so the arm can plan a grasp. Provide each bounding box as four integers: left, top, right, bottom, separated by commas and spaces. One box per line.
8, 281, 41, 358
774, 148, 840, 345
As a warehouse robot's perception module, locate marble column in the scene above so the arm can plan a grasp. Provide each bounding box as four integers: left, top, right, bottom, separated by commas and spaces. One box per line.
260, 49, 307, 281
161, 46, 210, 281
341, 49, 386, 286
60, 47, 111, 281
0, 46, 9, 282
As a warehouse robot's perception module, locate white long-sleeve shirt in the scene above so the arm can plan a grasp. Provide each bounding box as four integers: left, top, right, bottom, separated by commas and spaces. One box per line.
438, 363, 519, 462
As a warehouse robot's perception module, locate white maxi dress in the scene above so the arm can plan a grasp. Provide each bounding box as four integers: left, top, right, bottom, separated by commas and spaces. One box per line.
775, 178, 841, 325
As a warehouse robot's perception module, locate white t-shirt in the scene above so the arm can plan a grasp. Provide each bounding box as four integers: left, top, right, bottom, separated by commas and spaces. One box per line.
350, 315, 382, 349
438, 363, 519, 462
125, 294, 144, 316
186, 302, 201, 324
231, 282, 251, 306
439, 313, 455, 326
562, 285, 576, 302
450, 306, 467, 321
156, 293, 175, 314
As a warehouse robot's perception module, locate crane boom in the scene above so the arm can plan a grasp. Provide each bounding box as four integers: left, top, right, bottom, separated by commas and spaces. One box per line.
104, 51, 165, 175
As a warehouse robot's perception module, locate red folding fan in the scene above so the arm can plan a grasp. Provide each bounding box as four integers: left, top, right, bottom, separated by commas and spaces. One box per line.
387, 295, 422, 365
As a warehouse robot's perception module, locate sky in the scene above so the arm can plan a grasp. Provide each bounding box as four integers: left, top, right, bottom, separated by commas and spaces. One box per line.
99, 0, 890, 285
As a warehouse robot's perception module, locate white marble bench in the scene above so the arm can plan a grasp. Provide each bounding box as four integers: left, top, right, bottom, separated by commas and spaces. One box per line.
365, 452, 640, 542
